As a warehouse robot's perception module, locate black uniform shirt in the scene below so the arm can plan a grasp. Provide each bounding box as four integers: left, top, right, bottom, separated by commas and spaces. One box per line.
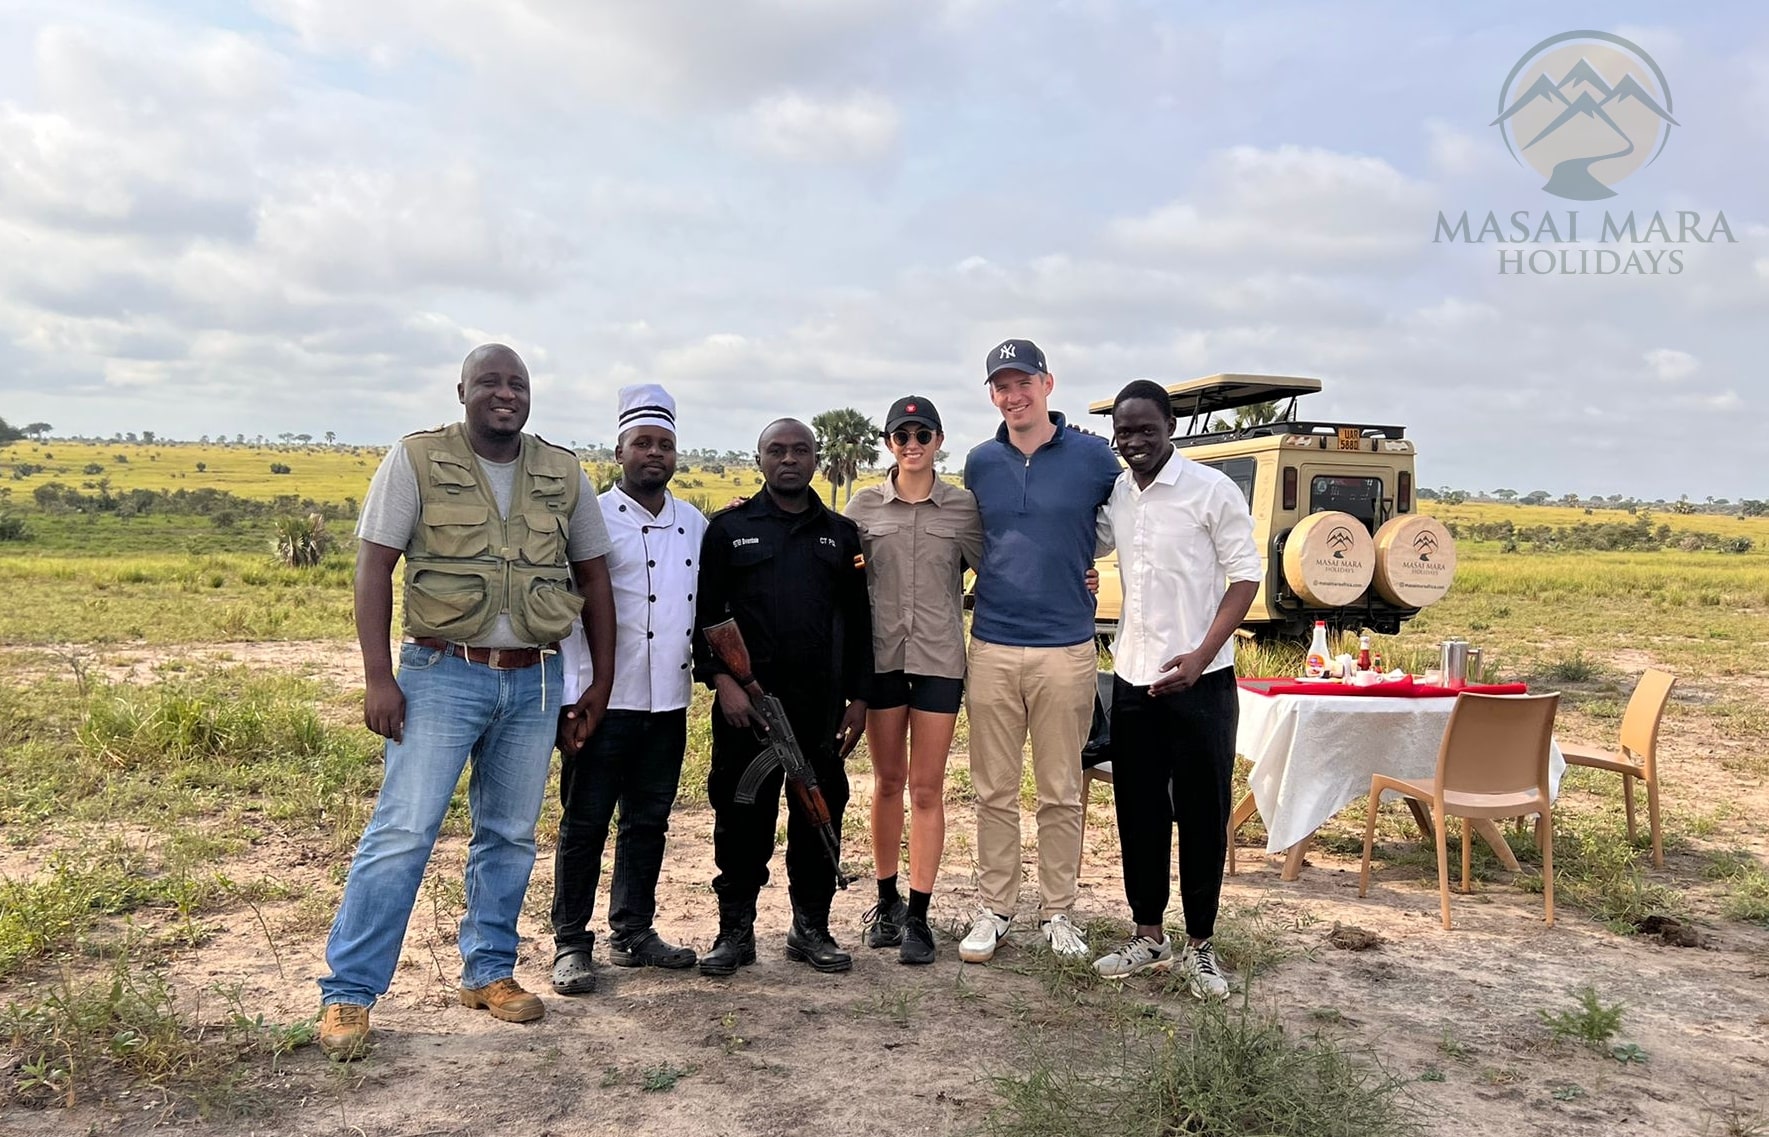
694, 489, 873, 703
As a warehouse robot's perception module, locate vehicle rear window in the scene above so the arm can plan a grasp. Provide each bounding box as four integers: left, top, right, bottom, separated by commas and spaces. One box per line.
1310, 475, 1381, 525
1206, 457, 1256, 510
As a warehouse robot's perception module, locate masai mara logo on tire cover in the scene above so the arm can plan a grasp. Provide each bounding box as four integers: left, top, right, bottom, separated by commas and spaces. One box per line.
1492, 30, 1676, 201
1327, 526, 1357, 558
1412, 530, 1439, 562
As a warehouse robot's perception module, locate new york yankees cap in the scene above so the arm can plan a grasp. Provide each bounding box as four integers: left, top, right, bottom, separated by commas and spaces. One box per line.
985, 338, 1048, 381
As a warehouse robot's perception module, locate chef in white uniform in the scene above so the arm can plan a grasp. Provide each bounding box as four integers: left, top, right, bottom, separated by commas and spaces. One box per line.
549, 383, 708, 993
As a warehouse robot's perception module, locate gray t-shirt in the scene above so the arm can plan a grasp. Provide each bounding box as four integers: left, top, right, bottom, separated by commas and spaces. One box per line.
358, 444, 613, 647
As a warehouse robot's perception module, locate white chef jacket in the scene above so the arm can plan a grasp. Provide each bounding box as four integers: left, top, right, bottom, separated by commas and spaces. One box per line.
1096, 452, 1262, 685
561, 486, 708, 712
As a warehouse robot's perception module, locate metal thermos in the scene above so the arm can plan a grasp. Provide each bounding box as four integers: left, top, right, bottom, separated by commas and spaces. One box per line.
1439, 640, 1483, 689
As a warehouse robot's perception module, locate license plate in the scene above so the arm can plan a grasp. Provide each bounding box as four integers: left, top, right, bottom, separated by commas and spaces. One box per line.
1336, 427, 1362, 451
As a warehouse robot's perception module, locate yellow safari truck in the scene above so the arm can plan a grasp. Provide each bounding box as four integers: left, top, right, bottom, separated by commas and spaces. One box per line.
1089, 374, 1456, 641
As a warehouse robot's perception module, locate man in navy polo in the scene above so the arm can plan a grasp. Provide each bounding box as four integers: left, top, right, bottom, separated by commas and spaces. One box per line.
959, 339, 1121, 963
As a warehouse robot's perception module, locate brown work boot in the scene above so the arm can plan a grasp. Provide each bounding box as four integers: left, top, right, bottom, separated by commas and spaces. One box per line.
459, 977, 545, 1023
318, 1003, 371, 1062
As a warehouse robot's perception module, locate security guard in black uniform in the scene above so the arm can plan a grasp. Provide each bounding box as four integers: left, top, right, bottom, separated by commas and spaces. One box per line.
693, 418, 872, 976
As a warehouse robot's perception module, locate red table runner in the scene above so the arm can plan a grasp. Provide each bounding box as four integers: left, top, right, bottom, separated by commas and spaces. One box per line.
1239, 676, 1529, 698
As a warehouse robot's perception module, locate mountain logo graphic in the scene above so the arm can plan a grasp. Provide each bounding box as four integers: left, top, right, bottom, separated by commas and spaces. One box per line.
1412, 531, 1439, 562
1492, 30, 1676, 201
1327, 526, 1357, 559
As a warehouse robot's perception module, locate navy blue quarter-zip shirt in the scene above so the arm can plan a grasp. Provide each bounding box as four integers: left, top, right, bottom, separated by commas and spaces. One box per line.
964, 412, 1121, 648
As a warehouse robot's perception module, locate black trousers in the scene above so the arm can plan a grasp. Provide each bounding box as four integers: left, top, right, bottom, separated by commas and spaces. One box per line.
551, 708, 687, 954
707, 686, 849, 917
1111, 667, 1237, 938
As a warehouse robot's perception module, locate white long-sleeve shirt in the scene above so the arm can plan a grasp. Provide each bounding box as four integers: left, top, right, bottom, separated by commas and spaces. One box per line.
1097, 452, 1262, 685
561, 486, 708, 712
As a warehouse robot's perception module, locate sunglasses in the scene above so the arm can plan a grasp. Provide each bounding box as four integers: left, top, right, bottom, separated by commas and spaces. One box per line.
889, 428, 936, 446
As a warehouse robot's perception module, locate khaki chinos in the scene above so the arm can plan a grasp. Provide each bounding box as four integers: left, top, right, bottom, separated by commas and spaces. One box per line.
966, 637, 1097, 919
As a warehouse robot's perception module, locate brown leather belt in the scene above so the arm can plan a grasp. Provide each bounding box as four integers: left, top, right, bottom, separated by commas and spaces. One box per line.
408, 637, 559, 670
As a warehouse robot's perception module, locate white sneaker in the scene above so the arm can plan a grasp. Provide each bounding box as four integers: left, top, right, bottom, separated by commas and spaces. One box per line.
1182, 939, 1231, 1000
1041, 913, 1089, 959
1093, 934, 1173, 978
959, 908, 1011, 963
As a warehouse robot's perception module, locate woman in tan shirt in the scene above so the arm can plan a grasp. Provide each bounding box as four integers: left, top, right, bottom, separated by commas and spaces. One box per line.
844, 396, 981, 965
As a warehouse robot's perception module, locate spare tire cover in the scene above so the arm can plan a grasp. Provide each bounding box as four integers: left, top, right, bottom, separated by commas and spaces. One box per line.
1372, 515, 1457, 608
1282, 511, 1376, 607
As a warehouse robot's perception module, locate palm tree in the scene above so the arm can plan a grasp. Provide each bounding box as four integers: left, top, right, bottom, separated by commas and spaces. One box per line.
1209, 400, 1286, 433
811, 408, 880, 506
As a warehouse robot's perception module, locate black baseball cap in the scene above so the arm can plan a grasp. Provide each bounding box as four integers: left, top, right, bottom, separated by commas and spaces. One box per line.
884, 395, 942, 434
985, 338, 1048, 381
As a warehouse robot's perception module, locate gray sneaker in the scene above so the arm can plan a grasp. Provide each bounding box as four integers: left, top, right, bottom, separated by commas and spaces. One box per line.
1093, 934, 1173, 978
1182, 939, 1231, 1001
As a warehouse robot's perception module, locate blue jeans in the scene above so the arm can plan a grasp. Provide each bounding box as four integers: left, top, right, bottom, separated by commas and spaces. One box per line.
319, 643, 562, 1006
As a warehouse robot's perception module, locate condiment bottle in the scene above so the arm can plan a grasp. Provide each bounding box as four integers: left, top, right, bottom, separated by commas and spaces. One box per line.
1357, 634, 1372, 673
1306, 621, 1329, 678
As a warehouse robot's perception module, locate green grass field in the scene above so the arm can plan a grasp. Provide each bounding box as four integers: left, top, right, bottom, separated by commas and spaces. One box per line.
2, 438, 1766, 1128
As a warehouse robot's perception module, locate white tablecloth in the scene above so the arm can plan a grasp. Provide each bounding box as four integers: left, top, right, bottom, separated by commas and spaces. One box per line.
1238, 689, 1567, 854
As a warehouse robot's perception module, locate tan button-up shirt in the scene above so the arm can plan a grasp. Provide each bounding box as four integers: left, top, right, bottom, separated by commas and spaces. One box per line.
844, 471, 984, 680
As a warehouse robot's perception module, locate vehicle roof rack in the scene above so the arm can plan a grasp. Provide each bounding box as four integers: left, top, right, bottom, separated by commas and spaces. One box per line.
1086, 374, 1323, 421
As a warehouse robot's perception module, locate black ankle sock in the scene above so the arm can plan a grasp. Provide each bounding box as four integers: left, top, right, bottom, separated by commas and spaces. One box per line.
907, 889, 931, 921
877, 874, 901, 907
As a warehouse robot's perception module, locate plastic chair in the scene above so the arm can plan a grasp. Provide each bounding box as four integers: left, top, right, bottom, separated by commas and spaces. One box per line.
1358, 692, 1560, 930
1560, 669, 1675, 868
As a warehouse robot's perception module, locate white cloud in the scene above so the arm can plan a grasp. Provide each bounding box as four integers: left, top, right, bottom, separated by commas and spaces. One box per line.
738, 91, 901, 163
1109, 145, 1435, 266
1644, 348, 1699, 382
1424, 119, 1502, 179
254, 0, 947, 109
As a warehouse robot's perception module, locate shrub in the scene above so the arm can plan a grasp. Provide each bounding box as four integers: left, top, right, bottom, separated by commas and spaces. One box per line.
195, 462, 206, 473
82, 463, 104, 475
268, 462, 292, 475
273, 513, 333, 567
0, 513, 32, 541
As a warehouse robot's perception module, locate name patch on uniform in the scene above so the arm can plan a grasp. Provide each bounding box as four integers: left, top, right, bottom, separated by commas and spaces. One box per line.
733, 537, 760, 547
819, 537, 837, 549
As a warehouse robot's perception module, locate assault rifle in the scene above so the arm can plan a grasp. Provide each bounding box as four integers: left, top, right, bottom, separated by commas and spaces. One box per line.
703, 618, 851, 891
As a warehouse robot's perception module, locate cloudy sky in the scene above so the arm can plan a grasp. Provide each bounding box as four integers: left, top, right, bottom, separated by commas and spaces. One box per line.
0, 1, 1762, 498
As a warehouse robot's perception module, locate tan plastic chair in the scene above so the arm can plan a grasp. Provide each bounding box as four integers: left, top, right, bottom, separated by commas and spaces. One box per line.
1560, 668, 1675, 868
1358, 692, 1560, 930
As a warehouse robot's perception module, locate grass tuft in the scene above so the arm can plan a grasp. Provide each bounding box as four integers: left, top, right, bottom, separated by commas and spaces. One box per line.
984, 1000, 1419, 1137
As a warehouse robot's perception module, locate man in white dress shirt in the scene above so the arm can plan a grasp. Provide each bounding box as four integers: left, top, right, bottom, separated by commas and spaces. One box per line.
549, 384, 708, 994
1091, 379, 1261, 998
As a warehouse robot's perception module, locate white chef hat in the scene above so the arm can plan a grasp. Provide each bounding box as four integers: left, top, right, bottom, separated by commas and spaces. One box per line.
616, 383, 677, 438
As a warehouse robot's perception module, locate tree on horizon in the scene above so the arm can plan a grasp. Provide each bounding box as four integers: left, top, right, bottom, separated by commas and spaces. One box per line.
812, 407, 879, 506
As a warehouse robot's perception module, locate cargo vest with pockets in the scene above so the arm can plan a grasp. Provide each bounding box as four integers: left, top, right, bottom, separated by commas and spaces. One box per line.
400, 422, 584, 646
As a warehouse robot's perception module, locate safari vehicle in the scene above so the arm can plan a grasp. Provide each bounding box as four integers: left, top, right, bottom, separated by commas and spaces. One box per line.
1089, 374, 1456, 641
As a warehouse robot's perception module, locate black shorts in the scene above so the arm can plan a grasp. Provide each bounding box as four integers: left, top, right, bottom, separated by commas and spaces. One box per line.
869, 671, 964, 715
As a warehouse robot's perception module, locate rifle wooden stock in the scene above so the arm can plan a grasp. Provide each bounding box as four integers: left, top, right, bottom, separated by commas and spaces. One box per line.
703, 618, 763, 697
708, 617, 850, 891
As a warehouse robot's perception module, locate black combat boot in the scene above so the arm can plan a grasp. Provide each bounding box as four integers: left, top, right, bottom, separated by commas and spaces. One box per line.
785, 907, 853, 973
699, 898, 757, 977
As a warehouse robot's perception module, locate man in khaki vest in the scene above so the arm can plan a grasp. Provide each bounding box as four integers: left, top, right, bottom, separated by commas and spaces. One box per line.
317, 343, 617, 1061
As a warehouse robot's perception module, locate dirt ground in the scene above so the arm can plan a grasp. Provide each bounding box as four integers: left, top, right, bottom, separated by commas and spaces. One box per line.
4, 645, 1768, 1136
